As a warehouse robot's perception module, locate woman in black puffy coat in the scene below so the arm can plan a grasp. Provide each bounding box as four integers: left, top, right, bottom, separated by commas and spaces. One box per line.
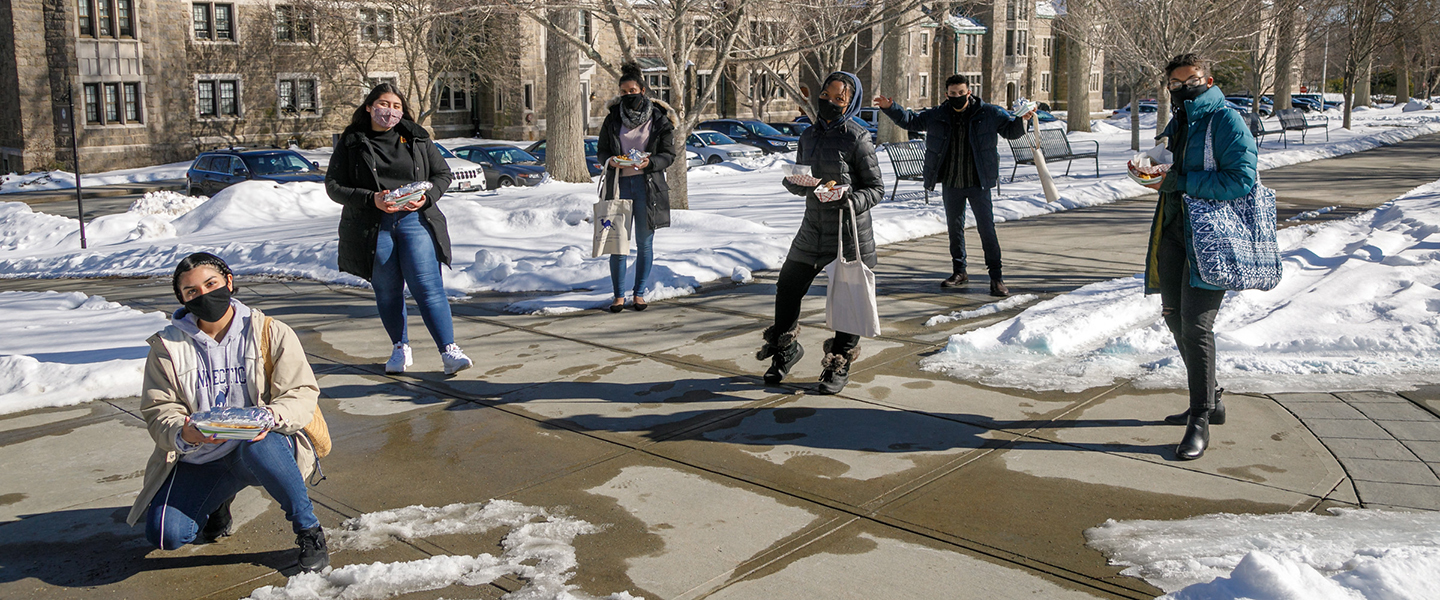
758, 71, 885, 395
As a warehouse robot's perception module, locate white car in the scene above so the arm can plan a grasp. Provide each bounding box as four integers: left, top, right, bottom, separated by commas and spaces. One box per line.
686, 150, 703, 169
686, 130, 764, 165
435, 144, 487, 191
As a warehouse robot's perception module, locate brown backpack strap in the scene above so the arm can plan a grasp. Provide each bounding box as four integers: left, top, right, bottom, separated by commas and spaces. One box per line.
259, 316, 275, 394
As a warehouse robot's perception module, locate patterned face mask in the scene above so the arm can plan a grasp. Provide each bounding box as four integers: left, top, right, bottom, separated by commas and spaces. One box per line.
371, 105, 402, 129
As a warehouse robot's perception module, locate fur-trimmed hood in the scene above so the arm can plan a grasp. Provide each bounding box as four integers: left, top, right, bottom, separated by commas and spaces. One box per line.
604, 95, 680, 128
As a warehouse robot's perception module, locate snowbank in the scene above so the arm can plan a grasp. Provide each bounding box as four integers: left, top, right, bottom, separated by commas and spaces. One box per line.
248, 499, 640, 600
921, 178, 1440, 393
0, 160, 193, 194
1085, 509, 1440, 599
0, 291, 168, 415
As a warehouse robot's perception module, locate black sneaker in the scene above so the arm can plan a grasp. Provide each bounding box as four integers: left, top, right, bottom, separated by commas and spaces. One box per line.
198, 496, 235, 544
296, 526, 330, 573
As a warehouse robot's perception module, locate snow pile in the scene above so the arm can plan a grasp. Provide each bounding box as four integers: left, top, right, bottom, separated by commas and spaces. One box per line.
0, 291, 168, 415
128, 190, 208, 216
0, 160, 193, 194
1286, 205, 1339, 222
921, 178, 1440, 393
924, 294, 1039, 327
248, 500, 640, 600
1085, 509, 1440, 599
1402, 98, 1432, 113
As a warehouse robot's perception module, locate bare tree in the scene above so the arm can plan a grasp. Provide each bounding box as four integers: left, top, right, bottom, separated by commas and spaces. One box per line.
1053, 0, 1105, 132
1338, 0, 1384, 128
545, 7, 590, 182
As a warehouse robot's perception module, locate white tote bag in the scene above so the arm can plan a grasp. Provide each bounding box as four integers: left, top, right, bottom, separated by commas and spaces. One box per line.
592, 169, 633, 258
825, 199, 881, 337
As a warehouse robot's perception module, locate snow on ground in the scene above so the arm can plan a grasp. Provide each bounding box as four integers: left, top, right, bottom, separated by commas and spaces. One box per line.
1, 160, 194, 194
0, 291, 168, 415
247, 499, 640, 600
921, 177, 1440, 394
1085, 509, 1440, 600
1, 106, 1437, 315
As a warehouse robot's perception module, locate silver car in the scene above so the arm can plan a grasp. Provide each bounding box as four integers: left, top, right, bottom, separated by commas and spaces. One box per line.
686, 150, 703, 169
686, 130, 764, 165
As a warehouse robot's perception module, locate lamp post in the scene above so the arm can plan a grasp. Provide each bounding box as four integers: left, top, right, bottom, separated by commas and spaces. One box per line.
60, 84, 88, 249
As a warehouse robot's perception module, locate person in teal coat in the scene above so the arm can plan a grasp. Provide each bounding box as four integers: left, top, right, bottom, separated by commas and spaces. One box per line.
1141, 54, 1258, 461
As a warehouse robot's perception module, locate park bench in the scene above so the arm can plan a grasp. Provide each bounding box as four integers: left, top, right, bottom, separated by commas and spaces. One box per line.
879, 140, 930, 203
1004, 128, 1099, 185
1276, 108, 1330, 144
1243, 111, 1289, 148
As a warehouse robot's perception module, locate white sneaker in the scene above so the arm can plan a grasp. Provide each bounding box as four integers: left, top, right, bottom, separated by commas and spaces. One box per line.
442, 344, 473, 375
385, 342, 413, 374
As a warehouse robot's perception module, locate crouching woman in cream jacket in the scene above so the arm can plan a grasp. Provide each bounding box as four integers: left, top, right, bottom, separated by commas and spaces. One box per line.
126, 252, 329, 572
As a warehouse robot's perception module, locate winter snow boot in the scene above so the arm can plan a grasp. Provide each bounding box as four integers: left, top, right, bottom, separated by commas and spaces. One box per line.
1176, 411, 1212, 461
198, 495, 235, 543
941, 272, 969, 288
1165, 389, 1226, 426
757, 325, 803, 385
989, 278, 1010, 297
296, 526, 330, 573
816, 340, 860, 395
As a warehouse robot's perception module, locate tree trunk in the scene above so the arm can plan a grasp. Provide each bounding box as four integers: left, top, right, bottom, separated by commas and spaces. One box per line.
1066, 34, 1092, 133
1398, 39, 1411, 104
1355, 55, 1372, 107
1130, 79, 1142, 151
877, 11, 907, 144
544, 8, 589, 183
667, 122, 690, 210
1155, 80, 1170, 142
1274, 7, 1295, 109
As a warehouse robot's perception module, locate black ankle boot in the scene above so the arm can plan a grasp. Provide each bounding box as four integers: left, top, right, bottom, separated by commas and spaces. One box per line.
1165, 389, 1226, 425
1176, 411, 1211, 460
758, 325, 803, 385
198, 495, 236, 543
296, 526, 330, 573
816, 340, 860, 395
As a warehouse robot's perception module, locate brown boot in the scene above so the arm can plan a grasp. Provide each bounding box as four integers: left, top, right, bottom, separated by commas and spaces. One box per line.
941, 272, 968, 288
989, 279, 1010, 297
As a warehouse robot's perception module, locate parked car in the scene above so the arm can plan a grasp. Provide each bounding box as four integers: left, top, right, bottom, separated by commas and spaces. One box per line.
186, 148, 324, 197
767, 122, 811, 136
1226, 96, 1274, 116
686, 150, 704, 169
451, 144, 548, 188
685, 130, 765, 164
1111, 100, 1158, 118
432, 143, 488, 192
1295, 93, 1342, 111
794, 115, 878, 143
698, 119, 799, 154
524, 137, 604, 177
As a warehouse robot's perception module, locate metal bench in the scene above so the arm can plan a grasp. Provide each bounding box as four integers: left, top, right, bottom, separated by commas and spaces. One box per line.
879, 140, 929, 203
1004, 128, 1099, 184
1276, 108, 1329, 144
1242, 111, 1289, 148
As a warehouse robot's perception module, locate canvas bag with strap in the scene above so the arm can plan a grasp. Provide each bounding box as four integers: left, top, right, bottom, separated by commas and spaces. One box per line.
824, 198, 881, 337
1182, 112, 1283, 291
260, 316, 332, 458
592, 167, 633, 257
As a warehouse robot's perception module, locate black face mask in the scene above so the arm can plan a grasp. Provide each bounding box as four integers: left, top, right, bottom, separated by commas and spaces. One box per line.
184, 285, 233, 323
1170, 83, 1209, 106
815, 98, 845, 122
946, 95, 971, 112
620, 93, 649, 112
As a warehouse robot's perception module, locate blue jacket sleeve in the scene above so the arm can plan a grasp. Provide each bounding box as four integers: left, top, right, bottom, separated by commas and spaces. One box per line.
1185, 111, 1258, 202
880, 103, 932, 133
996, 106, 1027, 140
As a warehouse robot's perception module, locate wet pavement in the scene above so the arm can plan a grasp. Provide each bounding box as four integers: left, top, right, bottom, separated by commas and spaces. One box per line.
4, 137, 1440, 598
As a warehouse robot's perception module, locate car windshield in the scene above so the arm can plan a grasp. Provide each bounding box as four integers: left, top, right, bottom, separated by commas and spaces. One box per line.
434, 144, 457, 159
484, 147, 538, 165
744, 122, 784, 137
242, 153, 312, 175
692, 132, 736, 146
584, 139, 599, 155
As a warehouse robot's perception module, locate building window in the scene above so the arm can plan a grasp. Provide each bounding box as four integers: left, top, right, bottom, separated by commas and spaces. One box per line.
1018, 1, 1029, 19
278, 78, 318, 113
918, 74, 928, 100
84, 84, 100, 123
275, 5, 314, 42
1017, 30, 1027, 56
97, 0, 112, 36
1005, 30, 1014, 56
966, 34, 978, 56
1007, 3, 1015, 20
1043, 37, 1052, 57
920, 32, 929, 56
695, 72, 712, 105
694, 18, 713, 47
579, 10, 593, 44
646, 74, 671, 103
116, 0, 133, 36
967, 75, 982, 98
1090, 73, 1101, 92
523, 83, 533, 111
360, 8, 393, 43
197, 78, 239, 117
78, 0, 93, 36
193, 3, 233, 40
1041, 72, 1051, 92
124, 82, 141, 121
436, 78, 467, 112
636, 18, 659, 48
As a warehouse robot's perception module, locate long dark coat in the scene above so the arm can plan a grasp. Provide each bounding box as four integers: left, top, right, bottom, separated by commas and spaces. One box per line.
880, 98, 1027, 190
781, 118, 886, 268
595, 96, 678, 229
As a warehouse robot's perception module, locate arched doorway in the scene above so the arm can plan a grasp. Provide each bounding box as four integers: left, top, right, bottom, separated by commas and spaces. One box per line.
1006, 82, 1017, 108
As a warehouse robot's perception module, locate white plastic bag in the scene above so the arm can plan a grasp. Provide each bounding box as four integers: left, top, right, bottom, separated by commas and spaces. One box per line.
825, 199, 881, 337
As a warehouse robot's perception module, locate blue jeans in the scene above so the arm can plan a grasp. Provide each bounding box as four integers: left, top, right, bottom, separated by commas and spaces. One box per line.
941, 185, 1002, 277
610, 175, 656, 299
145, 433, 318, 550
373, 211, 455, 351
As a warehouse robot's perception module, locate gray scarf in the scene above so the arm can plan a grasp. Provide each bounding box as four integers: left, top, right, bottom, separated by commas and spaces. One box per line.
619, 94, 653, 130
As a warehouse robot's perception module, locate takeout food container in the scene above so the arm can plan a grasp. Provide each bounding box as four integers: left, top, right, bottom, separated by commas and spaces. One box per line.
389, 181, 434, 206
1127, 146, 1173, 186
782, 164, 813, 178
613, 149, 650, 167
191, 407, 272, 441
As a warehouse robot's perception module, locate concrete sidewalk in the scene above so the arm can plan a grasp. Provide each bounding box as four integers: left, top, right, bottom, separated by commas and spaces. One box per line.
4, 135, 1440, 599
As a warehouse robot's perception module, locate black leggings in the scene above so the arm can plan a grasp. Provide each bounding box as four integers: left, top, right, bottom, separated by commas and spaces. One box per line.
1156, 223, 1226, 411
773, 259, 860, 354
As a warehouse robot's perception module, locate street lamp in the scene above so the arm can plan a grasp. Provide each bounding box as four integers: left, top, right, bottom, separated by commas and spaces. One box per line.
59, 82, 88, 249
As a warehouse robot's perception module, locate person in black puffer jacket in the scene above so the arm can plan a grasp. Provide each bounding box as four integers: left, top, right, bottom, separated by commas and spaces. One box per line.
758, 71, 885, 395
324, 83, 472, 376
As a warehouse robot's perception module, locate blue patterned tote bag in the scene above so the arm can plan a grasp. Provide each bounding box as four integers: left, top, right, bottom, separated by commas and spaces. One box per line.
1182, 113, 1283, 291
